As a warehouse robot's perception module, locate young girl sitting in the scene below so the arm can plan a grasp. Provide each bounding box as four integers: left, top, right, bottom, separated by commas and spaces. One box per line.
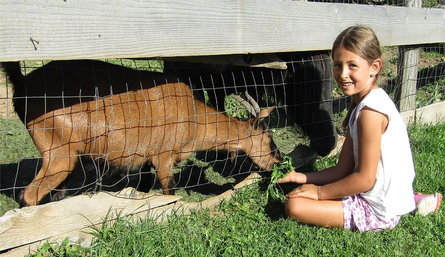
278, 25, 442, 232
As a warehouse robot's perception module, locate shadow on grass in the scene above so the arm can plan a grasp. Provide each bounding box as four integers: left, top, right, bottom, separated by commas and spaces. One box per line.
0, 150, 258, 207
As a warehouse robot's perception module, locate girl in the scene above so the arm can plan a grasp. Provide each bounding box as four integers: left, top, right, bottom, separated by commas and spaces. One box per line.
278, 25, 442, 231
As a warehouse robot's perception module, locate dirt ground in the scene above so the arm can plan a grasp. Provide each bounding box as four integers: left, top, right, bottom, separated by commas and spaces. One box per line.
0, 72, 17, 119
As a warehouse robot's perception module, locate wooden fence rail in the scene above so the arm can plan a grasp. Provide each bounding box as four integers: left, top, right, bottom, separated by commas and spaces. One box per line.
0, 0, 444, 62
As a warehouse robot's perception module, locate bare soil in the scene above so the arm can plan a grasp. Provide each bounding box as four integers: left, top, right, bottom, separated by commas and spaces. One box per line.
0, 72, 17, 118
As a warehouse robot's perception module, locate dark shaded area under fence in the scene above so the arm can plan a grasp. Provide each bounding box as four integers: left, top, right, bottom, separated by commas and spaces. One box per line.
0, 150, 256, 205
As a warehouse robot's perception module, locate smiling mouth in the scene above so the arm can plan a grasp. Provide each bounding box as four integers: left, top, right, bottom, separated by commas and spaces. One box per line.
341, 82, 353, 88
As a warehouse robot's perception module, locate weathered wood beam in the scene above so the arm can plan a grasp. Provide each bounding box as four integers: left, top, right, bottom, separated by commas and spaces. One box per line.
1, 0, 444, 62
0, 189, 182, 252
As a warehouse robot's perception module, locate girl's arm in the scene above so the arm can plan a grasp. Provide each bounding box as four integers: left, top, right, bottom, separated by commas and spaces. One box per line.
282, 107, 387, 200
318, 107, 387, 200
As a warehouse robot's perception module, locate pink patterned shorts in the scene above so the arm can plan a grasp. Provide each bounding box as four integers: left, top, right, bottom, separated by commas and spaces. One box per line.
343, 194, 400, 232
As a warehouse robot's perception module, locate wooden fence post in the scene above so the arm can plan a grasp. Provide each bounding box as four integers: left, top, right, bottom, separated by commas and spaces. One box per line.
397, 0, 422, 112
398, 45, 419, 111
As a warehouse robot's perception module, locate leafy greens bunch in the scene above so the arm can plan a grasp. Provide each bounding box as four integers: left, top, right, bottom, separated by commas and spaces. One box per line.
266, 155, 294, 203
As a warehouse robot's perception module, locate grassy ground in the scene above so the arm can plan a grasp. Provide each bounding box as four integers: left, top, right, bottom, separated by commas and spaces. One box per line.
0, 116, 40, 164
26, 123, 445, 257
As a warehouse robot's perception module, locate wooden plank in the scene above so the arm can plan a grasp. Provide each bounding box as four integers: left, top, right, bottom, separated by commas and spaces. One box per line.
163, 54, 288, 69
0, 0, 444, 62
0, 188, 182, 252
0, 189, 232, 256
401, 100, 445, 125
0, 172, 261, 256
233, 172, 262, 190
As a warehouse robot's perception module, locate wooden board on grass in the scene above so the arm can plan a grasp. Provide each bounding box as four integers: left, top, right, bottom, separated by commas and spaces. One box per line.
0, 172, 263, 256
0, 188, 182, 253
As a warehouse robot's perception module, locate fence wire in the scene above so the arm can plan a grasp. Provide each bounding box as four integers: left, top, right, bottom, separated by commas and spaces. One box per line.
0, 43, 444, 210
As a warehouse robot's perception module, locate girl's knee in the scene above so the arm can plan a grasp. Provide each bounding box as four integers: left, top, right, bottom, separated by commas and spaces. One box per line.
284, 197, 305, 220
284, 197, 344, 228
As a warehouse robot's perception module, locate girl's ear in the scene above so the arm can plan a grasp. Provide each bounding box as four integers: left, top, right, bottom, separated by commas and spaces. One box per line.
371, 58, 382, 75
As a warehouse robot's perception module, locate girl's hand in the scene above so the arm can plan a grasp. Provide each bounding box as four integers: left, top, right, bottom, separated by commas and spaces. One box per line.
277, 170, 307, 184
286, 184, 319, 200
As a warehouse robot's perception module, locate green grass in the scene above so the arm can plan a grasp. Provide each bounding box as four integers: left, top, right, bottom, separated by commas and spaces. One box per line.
0, 116, 40, 164
105, 59, 164, 73
0, 193, 19, 217
19, 59, 164, 74
0, 117, 40, 216
422, 0, 445, 8
416, 77, 445, 108
27, 123, 445, 257
409, 123, 445, 193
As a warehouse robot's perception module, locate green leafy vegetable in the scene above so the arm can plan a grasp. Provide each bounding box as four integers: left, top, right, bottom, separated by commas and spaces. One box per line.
266, 155, 295, 203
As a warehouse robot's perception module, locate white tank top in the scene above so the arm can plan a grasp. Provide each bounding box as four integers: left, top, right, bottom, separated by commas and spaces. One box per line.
349, 88, 416, 220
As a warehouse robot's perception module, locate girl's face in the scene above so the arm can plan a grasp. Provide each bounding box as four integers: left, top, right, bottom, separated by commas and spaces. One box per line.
333, 46, 381, 104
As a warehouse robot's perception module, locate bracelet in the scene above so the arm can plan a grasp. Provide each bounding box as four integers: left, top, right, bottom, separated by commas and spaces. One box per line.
317, 186, 321, 200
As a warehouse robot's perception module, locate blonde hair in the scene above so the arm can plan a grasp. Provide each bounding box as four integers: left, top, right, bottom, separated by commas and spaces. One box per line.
332, 26, 382, 131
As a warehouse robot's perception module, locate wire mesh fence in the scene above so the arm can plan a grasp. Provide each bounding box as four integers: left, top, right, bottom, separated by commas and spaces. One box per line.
0, 42, 444, 212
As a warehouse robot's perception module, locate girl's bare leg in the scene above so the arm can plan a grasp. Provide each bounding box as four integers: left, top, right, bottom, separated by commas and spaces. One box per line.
285, 196, 344, 228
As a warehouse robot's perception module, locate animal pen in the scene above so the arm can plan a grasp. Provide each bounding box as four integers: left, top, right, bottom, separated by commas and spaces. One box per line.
0, 0, 444, 255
